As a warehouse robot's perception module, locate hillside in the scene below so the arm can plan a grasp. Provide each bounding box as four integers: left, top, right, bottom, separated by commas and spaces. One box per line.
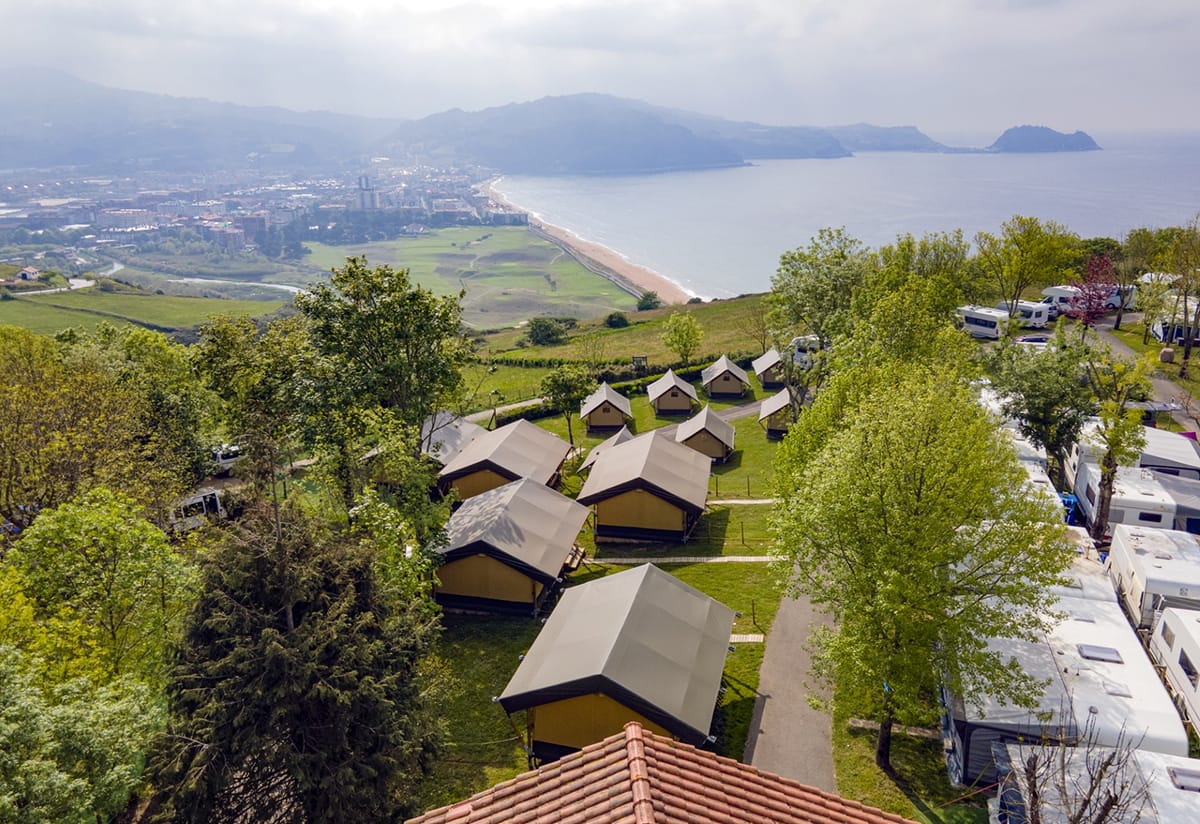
987, 125, 1101, 153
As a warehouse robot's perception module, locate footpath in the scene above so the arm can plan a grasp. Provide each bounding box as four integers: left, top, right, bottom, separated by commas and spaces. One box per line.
1092, 314, 1200, 432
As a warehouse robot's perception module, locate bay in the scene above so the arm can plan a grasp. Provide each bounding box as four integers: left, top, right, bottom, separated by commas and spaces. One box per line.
492, 132, 1200, 299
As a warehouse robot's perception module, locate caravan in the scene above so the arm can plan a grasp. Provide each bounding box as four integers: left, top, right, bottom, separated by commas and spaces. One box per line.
788, 335, 823, 369
995, 300, 1050, 329
1149, 607, 1200, 731
956, 305, 1009, 340
1072, 463, 1177, 539
1106, 525, 1200, 628
169, 488, 226, 533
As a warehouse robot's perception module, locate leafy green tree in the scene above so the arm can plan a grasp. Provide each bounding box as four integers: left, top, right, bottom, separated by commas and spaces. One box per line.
773, 366, 1071, 772
661, 311, 704, 366
636, 291, 662, 311
7, 488, 196, 684
852, 230, 976, 328
1169, 216, 1200, 377
605, 311, 630, 328
540, 365, 597, 446
772, 227, 873, 343
975, 215, 1078, 320
525, 317, 566, 346
150, 501, 441, 822
1082, 350, 1150, 541
1135, 274, 1173, 345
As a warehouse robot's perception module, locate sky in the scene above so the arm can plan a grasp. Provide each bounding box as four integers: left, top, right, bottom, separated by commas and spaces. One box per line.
7, 0, 1200, 137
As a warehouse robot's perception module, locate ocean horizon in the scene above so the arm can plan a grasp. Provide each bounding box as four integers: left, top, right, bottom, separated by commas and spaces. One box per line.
492, 131, 1200, 300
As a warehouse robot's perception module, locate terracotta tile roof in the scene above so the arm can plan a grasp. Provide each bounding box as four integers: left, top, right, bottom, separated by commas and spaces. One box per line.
407, 722, 918, 824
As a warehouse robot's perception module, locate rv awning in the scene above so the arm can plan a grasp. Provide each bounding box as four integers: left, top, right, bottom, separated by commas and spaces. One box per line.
700, 355, 749, 388
580, 382, 633, 419
439, 419, 571, 485
498, 564, 734, 744
646, 369, 698, 403
675, 405, 735, 451
577, 431, 711, 513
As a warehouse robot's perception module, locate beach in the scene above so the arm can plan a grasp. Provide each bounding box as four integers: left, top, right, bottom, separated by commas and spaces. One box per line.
482, 179, 692, 305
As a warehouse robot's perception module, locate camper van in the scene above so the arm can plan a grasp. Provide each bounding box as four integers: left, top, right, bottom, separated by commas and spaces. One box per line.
956, 305, 1009, 340
169, 488, 226, 533
1106, 524, 1200, 628
994, 300, 1050, 329
1041, 285, 1083, 316
788, 335, 823, 369
1149, 607, 1200, 730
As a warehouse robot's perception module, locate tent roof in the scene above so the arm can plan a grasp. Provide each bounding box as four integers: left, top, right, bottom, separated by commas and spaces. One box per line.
701, 355, 749, 388
439, 419, 571, 485
498, 564, 734, 743
751, 347, 782, 377
646, 369, 698, 403
580, 382, 632, 419
420, 411, 486, 466
758, 387, 792, 421
676, 405, 736, 450
577, 431, 710, 512
438, 478, 589, 583
579, 425, 636, 473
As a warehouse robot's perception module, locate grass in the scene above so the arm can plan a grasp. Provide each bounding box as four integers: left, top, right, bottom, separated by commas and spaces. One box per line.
17, 290, 285, 330
0, 298, 115, 334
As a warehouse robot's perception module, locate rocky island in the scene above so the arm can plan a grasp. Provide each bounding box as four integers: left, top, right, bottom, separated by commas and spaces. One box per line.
986, 125, 1101, 153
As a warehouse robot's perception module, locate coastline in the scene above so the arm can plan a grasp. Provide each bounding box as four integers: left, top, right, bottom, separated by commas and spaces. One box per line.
482, 178, 693, 305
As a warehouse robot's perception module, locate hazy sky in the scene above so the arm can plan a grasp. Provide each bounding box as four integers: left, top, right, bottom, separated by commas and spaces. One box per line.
9, 0, 1199, 136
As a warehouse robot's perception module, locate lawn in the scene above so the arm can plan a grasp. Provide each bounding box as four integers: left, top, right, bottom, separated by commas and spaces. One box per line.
18, 291, 286, 330
0, 298, 114, 335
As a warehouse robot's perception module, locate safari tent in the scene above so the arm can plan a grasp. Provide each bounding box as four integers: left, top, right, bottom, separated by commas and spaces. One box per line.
420, 411, 485, 467
578, 425, 636, 474
758, 387, 793, 440
700, 355, 750, 398
433, 478, 589, 614
751, 347, 785, 389
646, 369, 699, 415
497, 563, 735, 763
438, 419, 571, 502
577, 431, 710, 542
675, 405, 735, 462
579, 382, 633, 432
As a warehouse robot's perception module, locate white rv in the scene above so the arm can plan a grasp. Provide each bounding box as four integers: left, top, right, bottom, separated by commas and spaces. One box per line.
1073, 463, 1177, 539
995, 299, 1050, 329
169, 488, 226, 533
1150, 607, 1200, 732
1064, 420, 1200, 491
788, 335, 822, 369
1041, 284, 1083, 315
956, 305, 1009, 340
942, 594, 1188, 786
1107, 525, 1200, 628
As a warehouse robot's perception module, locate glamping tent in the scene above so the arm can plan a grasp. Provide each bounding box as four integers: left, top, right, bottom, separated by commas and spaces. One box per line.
675, 405, 736, 462
579, 382, 633, 432
751, 347, 785, 389
577, 431, 710, 541
646, 369, 699, 415
700, 355, 750, 398
420, 411, 485, 467
434, 478, 589, 614
438, 419, 572, 502
497, 564, 735, 763
940, 594, 1187, 787
578, 425, 636, 474
758, 387, 793, 440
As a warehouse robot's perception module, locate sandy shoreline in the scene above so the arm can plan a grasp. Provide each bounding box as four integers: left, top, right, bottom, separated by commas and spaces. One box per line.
481, 179, 692, 305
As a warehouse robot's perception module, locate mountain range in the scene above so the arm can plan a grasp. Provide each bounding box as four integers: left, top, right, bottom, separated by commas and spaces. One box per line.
0, 71, 1099, 176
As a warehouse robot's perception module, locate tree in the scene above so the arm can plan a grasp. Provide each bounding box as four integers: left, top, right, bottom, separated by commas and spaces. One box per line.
636, 291, 662, 311
540, 365, 596, 447
661, 311, 704, 366
1068, 256, 1117, 336
773, 366, 1071, 772
1168, 216, 1200, 378
975, 215, 1078, 320
7, 488, 197, 684
852, 230, 976, 328
150, 501, 442, 822
1082, 350, 1150, 541
734, 300, 772, 355
525, 317, 566, 346
1134, 273, 1173, 345
605, 311, 629, 328
772, 227, 872, 343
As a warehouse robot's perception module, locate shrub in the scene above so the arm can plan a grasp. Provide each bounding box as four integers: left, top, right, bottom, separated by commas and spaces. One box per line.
637, 291, 662, 311
526, 317, 566, 346
605, 311, 630, 328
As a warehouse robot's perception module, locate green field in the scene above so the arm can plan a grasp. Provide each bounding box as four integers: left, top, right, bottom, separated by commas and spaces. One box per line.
306, 227, 637, 327
7, 290, 285, 333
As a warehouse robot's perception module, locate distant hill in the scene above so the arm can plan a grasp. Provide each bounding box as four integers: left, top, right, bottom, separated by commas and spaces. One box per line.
987, 125, 1101, 153
826, 123, 955, 153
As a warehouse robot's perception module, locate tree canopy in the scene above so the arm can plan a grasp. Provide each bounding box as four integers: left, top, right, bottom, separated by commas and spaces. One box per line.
660, 311, 704, 366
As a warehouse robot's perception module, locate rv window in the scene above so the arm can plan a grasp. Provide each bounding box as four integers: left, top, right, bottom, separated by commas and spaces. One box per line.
1109, 508, 1125, 524
1085, 486, 1096, 505
1186, 518, 1200, 535
1137, 512, 1164, 523
1169, 767, 1200, 792
1163, 622, 1177, 650
1078, 644, 1123, 664
1180, 650, 1199, 688
1157, 467, 1181, 477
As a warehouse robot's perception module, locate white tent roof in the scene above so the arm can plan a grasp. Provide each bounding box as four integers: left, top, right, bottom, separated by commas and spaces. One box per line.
439, 419, 571, 486
758, 387, 792, 421
420, 411, 485, 466
578, 431, 710, 513
750, 348, 782, 377
646, 369, 698, 403
700, 355, 749, 388
580, 382, 633, 419
675, 405, 735, 451
579, 425, 637, 473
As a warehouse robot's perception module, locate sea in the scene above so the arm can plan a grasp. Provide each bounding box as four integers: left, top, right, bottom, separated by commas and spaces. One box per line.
491, 131, 1200, 300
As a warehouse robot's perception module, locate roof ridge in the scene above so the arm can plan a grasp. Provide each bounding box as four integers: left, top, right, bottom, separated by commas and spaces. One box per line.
624, 723, 657, 824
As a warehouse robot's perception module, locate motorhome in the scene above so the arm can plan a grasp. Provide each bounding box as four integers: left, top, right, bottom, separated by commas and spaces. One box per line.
1041, 284, 1083, 315
956, 305, 1009, 340
1072, 463, 1177, 539
788, 335, 823, 369
941, 594, 1188, 786
1107, 524, 1200, 628
995, 299, 1049, 329
1064, 421, 1200, 486
1153, 295, 1200, 346
1150, 608, 1200, 732
169, 488, 226, 533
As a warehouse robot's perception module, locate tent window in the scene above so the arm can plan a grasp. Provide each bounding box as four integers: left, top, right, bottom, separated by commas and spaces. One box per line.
1137, 511, 1163, 523
1162, 622, 1176, 650
1180, 649, 1199, 688
670, 390, 678, 397
1078, 644, 1123, 664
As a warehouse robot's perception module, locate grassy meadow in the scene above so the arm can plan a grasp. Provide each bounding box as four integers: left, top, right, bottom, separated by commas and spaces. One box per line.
3, 290, 285, 334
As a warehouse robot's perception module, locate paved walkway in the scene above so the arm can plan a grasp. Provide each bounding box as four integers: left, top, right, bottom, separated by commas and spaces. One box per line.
1092, 314, 1200, 432
709, 498, 777, 505
595, 555, 776, 564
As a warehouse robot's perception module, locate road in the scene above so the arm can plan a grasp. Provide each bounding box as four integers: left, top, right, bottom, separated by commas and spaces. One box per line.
1091, 313, 1200, 432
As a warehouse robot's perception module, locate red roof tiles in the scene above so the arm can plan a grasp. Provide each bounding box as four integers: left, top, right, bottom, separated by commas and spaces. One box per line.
408, 722, 918, 824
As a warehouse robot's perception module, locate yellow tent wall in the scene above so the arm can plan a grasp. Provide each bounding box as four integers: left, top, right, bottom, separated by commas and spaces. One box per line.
758, 364, 784, 386
595, 489, 686, 534
681, 430, 730, 461
763, 409, 790, 435
436, 553, 544, 605
530, 693, 675, 751
707, 372, 746, 396
652, 389, 694, 414
449, 469, 512, 501
585, 403, 627, 429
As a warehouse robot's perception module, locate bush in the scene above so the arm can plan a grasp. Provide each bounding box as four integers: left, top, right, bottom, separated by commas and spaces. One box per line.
687, 296, 704, 304
526, 317, 566, 346
637, 291, 662, 311
605, 311, 630, 328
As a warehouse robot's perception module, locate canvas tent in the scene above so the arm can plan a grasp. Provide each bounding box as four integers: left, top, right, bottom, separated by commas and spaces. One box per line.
577, 431, 710, 541
434, 478, 589, 614
579, 382, 633, 431
700, 355, 750, 398
438, 419, 572, 501
758, 387, 793, 439
751, 347, 785, 389
675, 405, 736, 462
646, 369, 699, 415
578, 425, 636, 473
498, 563, 735, 763
420, 411, 485, 467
